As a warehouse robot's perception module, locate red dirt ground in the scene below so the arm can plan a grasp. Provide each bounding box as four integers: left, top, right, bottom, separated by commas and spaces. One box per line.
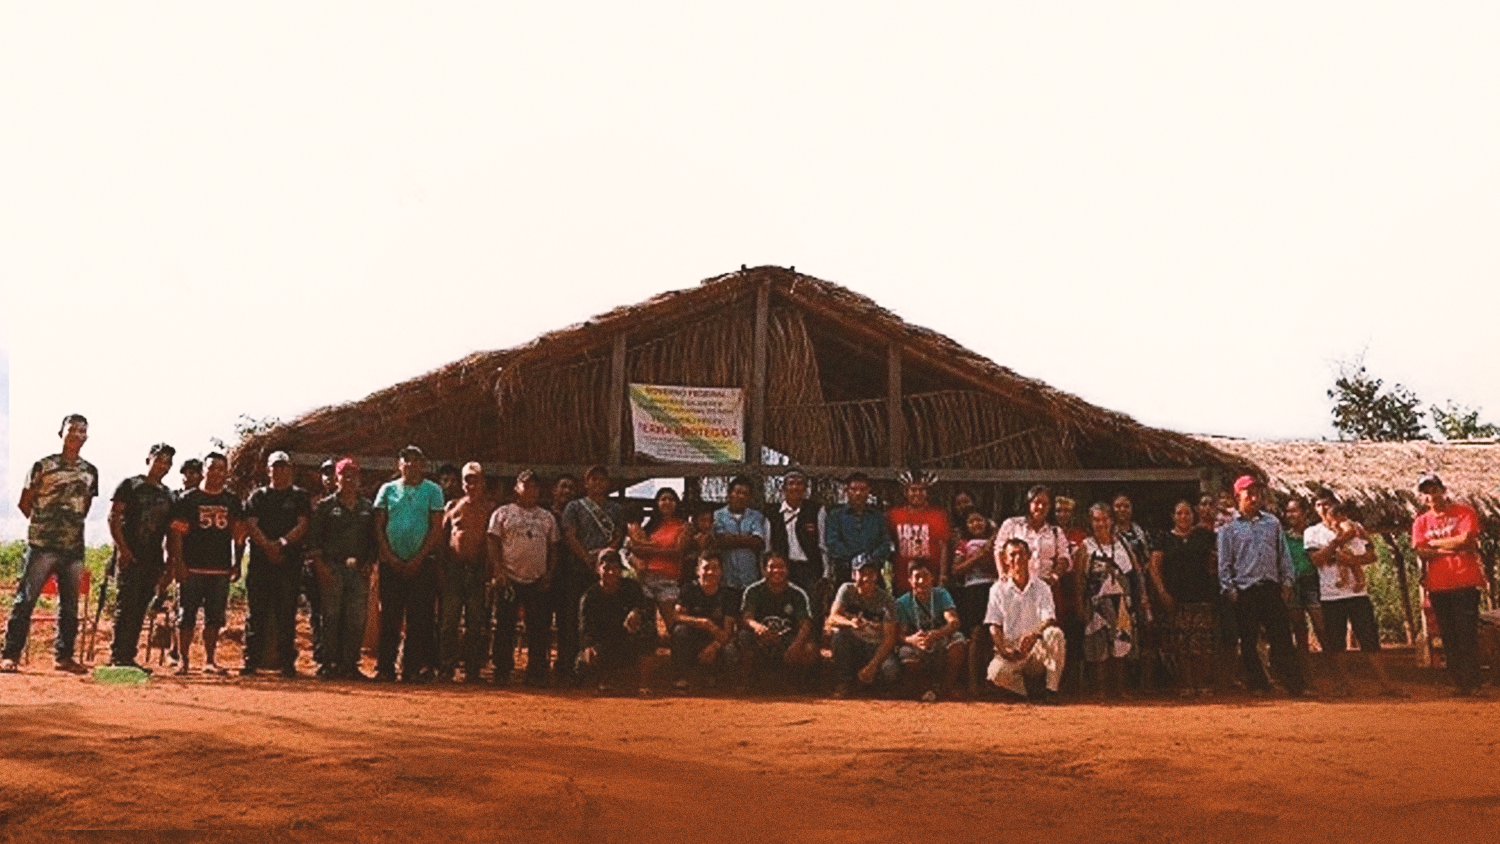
3, 653, 1499, 843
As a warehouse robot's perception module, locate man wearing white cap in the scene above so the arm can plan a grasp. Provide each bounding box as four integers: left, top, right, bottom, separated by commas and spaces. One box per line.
242, 450, 312, 678
438, 462, 496, 682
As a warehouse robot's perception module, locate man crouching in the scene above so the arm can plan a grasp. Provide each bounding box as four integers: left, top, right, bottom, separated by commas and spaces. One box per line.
896, 561, 968, 701
828, 558, 901, 697
986, 539, 1065, 703
737, 552, 818, 690
577, 549, 653, 695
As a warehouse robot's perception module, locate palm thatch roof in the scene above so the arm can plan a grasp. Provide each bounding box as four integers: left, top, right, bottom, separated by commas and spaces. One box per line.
1199, 436, 1500, 532
230, 266, 1250, 490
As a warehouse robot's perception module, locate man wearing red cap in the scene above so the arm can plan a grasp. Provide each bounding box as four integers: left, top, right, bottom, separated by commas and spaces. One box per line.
1413, 473, 1486, 696
308, 458, 377, 680
1217, 475, 1305, 696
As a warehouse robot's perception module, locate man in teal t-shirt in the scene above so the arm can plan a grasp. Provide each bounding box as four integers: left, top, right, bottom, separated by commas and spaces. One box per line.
374, 445, 446, 681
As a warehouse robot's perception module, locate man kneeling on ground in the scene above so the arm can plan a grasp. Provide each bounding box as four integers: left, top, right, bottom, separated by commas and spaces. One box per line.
737, 552, 818, 689
828, 558, 901, 697
895, 561, 967, 701
986, 539, 1065, 703
669, 553, 740, 691
577, 549, 653, 695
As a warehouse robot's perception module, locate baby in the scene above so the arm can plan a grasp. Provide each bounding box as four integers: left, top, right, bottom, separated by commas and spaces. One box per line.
1325, 502, 1371, 593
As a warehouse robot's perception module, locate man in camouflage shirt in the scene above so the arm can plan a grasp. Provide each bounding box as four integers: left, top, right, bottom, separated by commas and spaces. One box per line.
2, 414, 100, 673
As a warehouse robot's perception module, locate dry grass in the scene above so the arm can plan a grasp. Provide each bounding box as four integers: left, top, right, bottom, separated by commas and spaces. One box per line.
1201, 436, 1500, 529
230, 266, 1250, 491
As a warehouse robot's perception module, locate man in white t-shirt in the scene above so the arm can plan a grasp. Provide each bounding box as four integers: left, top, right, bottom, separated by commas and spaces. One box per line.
488, 471, 560, 686
985, 538, 1064, 703
1305, 494, 1401, 697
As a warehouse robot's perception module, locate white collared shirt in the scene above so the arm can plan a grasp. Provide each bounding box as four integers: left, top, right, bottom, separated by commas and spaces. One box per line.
778, 500, 826, 562
983, 576, 1056, 650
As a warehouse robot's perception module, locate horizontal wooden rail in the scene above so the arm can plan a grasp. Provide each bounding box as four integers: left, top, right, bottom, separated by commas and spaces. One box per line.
288, 453, 1207, 484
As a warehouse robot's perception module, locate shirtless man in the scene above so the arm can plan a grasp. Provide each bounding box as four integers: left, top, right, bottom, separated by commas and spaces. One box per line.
439, 463, 497, 681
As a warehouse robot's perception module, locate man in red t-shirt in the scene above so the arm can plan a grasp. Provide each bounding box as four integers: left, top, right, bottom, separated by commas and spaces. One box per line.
1412, 473, 1486, 695
886, 471, 951, 597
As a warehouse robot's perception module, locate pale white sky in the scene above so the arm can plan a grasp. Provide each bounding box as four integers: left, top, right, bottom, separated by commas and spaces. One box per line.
4, 3, 1498, 542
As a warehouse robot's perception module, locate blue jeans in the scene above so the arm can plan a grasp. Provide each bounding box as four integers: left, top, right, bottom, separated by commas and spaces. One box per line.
3, 546, 84, 661
320, 566, 370, 677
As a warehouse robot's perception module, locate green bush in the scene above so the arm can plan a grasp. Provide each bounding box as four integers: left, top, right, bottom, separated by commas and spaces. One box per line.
0, 540, 24, 584
1368, 534, 1423, 644
1, 540, 115, 585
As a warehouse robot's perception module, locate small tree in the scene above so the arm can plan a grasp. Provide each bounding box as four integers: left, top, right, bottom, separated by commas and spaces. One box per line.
210, 414, 281, 452
1430, 401, 1500, 440
1327, 359, 1426, 441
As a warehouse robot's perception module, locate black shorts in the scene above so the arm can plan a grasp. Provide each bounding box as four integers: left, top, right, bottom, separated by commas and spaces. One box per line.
180, 573, 231, 631
1321, 596, 1380, 653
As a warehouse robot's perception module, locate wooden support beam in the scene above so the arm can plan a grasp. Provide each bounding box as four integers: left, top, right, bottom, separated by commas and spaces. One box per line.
887, 344, 903, 468
608, 333, 627, 466
287, 453, 1207, 485
747, 280, 769, 469
1381, 532, 1418, 646
781, 284, 1039, 414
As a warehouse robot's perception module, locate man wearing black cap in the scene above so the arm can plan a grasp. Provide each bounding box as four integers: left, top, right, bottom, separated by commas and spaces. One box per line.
827, 557, 901, 697
319, 459, 338, 497
242, 451, 312, 677
177, 458, 203, 501
303, 458, 338, 672
106, 443, 177, 669
1413, 474, 1487, 696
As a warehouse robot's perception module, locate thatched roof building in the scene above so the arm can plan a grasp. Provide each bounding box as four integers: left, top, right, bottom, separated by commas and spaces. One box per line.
1199, 436, 1500, 532
230, 266, 1250, 505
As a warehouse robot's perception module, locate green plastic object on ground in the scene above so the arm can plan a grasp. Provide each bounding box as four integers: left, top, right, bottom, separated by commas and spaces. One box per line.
93, 665, 150, 686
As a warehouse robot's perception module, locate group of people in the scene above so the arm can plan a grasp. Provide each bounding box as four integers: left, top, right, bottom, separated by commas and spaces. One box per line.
3, 414, 1490, 702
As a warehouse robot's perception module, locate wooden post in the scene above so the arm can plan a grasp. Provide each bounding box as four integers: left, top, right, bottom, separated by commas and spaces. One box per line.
747, 281, 769, 476
608, 333, 627, 467
1381, 532, 1417, 646
887, 344, 903, 468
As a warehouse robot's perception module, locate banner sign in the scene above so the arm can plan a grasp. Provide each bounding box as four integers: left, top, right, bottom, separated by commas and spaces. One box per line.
629, 384, 744, 463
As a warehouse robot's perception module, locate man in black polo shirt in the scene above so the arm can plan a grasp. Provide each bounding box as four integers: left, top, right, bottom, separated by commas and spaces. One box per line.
308, 458, 377, 680
242, 451, 312, 678
168, 452, 245, 675
107, 442, 176, 669
304, 458, 339, 664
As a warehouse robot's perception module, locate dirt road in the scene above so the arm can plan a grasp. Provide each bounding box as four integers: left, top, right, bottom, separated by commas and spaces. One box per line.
3, 668, 1498, 843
